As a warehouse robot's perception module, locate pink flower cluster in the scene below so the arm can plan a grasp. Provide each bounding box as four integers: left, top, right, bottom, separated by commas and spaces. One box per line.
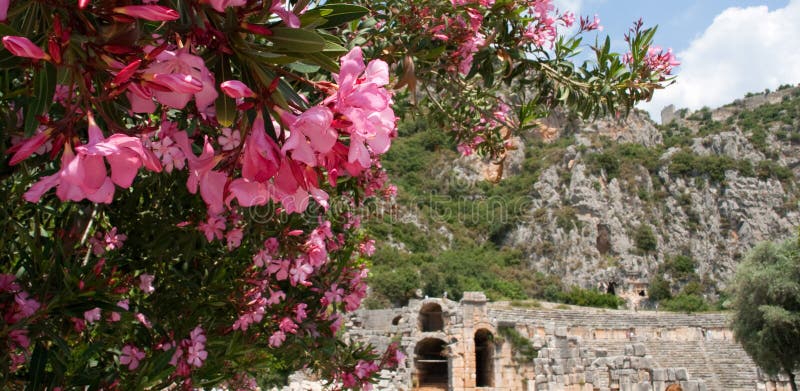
0, 274, 40, 372
420, 5, 487, 75
337, 342, 405, 390
167, 326, 208, 377
624, 46, 680, 76
89, 227, 127, 256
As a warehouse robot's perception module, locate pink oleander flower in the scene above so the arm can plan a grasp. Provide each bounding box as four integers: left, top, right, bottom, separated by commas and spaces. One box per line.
268, 330, 286, 347
580, 14, 602, 31
242, 111, 281, 182
358, 239, 376, 256
138, 48, 218, 114
218, 128, 241, 151
281, 106, 337, 167
270, 0, 300, 28
294, 303, 308, 323
14, 291, 40, 319
267, 258, 291, 281
120, 344, 146, 370
561, 11, 575, 27
7, 129, 52, 165
23, 112, 162, 203
150, 131, 186, 173
275, 157, 329, 213
103, 227, 127, 251
135, 313, 152, 329
84, 307, 101, 323
187, 326, 207, 367
0, 274, 20, 292
9, 329, 30, 350
205, 0, 246, 13
173, 131, 227, 214
139, 274, 155, 293
328, 47, 394, 169
220, 80, 256, 99
2, 36, 50, 60
226, 228, 243, 250
198, 214, 226, 242
354, 360, 378, 379
278, 317, 298, 334
0, 0, 9, 21
113, 5, 179, 21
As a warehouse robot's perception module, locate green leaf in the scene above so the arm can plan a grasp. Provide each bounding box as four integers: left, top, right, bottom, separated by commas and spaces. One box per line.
305, 52, 340, 73
266, 28, 325, 53
317, 32, 348, 53
287, 62, 321, 73
313, 4, 369, 29
29, 342, 49, 390
24, 62, 57, 136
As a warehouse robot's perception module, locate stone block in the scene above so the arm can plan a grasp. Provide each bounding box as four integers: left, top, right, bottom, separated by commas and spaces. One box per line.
667, 368, 675, 381
634, 383, 652, 391
675, 368, 688, 381
555, 326, 568, 337
592, 357, 608, 368
683, 380, 699, 391
633, 343, 647, 356
630, 357, 648, 369
614, 356, 625, 368
624, 344, 635, 356
535, 374, 547, 384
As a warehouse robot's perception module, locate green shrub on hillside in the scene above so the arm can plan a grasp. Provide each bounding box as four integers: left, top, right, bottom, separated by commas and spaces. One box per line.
662, 255, 697, 279
660, 293, 710, 312
558, 286, 625, 309
634, 224, 658, 253
648, 275, 672, 301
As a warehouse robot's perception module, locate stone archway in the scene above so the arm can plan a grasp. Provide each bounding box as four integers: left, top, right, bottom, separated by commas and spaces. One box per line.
414, 338, 449, 390
419, 302, 444, 332
474, 329, 494, 387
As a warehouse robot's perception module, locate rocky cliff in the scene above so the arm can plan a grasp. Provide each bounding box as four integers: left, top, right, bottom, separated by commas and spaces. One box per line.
366, 85, 800, 307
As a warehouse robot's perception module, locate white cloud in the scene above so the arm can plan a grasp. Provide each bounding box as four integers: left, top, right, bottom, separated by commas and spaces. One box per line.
554, 0, 583, 16
639, 1, 800, 122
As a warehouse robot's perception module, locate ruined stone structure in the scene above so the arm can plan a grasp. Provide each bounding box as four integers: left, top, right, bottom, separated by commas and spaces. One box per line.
343, 293, 795, 391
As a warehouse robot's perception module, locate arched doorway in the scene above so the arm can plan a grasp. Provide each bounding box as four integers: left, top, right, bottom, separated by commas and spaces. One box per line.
474, 329, 494, 387
414, 338, 448, 389
419, 302, 444, 332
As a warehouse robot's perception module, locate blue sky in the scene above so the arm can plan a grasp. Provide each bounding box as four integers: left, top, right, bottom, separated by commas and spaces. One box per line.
555, 0, 800, 121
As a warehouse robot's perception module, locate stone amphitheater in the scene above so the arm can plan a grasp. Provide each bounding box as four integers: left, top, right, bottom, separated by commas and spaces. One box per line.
331, 292, 796, 391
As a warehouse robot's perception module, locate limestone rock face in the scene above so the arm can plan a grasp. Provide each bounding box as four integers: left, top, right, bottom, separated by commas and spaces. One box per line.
499, 100, 800, 296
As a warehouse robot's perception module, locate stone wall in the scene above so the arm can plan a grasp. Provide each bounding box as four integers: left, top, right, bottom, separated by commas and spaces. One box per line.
341, 293, 796, 391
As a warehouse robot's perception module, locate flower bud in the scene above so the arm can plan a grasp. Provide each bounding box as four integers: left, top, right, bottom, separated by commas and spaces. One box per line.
112, 5, 180, 21
220, 80, 256, 99
2, 36, 51, 61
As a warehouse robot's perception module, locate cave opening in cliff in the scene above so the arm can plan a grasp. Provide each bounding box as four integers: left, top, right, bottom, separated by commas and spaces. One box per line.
414, 338, 449, 389
419, 302, 444, 332
607, 282, 616, 295
474, 329, 494, 387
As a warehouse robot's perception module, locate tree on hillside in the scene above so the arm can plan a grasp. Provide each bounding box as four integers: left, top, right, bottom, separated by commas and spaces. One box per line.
730, 239, 800, 391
